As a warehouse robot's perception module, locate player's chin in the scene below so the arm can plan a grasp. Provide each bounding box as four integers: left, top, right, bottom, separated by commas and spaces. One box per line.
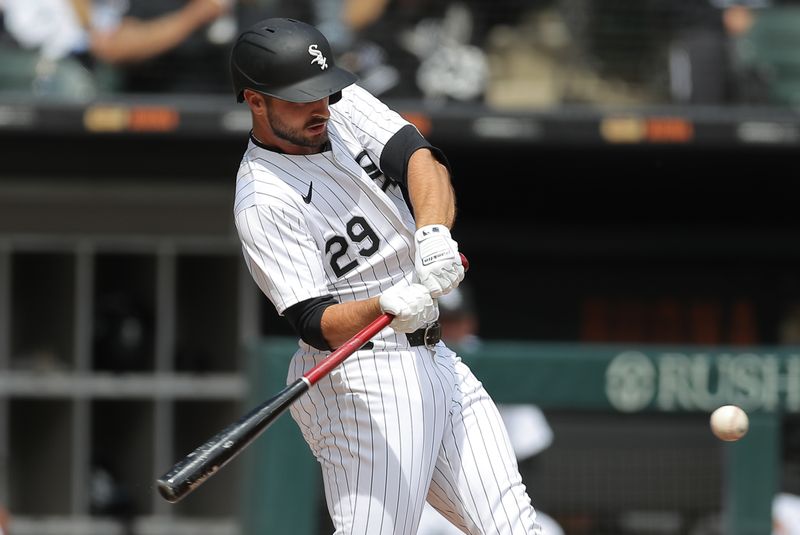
305, 130, 329, 147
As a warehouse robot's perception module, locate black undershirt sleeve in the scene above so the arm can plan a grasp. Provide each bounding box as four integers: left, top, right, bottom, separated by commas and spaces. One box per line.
283, 295, 338, 351
379, 124, 452, 187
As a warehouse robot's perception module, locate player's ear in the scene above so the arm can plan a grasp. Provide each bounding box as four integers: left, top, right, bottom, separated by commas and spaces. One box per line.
243, 90, 267, 115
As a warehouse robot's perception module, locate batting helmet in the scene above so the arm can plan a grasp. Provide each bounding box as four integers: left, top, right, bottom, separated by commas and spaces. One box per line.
230, 18, 357, 104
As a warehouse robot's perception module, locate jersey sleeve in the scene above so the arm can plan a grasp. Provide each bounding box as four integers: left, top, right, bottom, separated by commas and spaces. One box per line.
235, 203, 329, 315
336, 84, 416, 167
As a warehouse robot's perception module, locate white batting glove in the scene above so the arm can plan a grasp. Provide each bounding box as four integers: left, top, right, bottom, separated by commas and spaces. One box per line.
379, 283, 439, 333
414, 224, 465, 298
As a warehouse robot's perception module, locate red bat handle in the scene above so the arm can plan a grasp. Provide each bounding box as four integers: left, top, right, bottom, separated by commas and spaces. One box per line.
304, 252, 469, 385
304, 314, 392, 384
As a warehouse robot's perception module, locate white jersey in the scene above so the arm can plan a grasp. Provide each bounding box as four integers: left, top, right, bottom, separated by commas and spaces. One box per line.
234, 84, 419, 351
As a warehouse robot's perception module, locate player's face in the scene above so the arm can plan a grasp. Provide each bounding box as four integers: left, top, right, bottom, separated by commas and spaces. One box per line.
265, 97, 330, 151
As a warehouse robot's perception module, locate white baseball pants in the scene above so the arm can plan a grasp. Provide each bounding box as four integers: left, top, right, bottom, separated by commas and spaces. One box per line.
288, 343, 544, 535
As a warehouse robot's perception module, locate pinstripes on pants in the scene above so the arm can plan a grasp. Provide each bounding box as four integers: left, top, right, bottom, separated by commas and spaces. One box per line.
288, 343, 543, 535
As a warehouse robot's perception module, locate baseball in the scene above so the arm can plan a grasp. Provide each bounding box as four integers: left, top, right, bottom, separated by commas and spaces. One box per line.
710, 405, 749, 441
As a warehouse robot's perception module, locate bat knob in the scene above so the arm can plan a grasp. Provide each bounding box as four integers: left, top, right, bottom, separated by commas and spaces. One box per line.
459, 253, 469, 272
156, 481, 179, 503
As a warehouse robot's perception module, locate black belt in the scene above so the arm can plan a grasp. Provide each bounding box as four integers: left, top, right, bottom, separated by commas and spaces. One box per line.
406, 321, 441, 347
358, 322, 441, 351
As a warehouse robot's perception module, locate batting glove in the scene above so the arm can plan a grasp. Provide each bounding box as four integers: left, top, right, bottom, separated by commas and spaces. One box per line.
379, 283, 439, 333
414, 224, 465, 298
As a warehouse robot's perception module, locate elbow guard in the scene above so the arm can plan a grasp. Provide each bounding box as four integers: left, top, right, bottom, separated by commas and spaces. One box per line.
380, 124, 452, 187
283, 295, 338, 351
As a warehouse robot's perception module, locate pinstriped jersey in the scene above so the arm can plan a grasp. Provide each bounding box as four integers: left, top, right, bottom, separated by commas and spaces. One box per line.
234, 85, 421, 349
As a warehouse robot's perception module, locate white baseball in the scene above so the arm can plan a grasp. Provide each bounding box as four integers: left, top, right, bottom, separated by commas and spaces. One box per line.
710, 405, 749, 441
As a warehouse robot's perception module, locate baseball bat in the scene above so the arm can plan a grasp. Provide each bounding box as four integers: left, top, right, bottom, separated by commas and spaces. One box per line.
156, 253, 468, 504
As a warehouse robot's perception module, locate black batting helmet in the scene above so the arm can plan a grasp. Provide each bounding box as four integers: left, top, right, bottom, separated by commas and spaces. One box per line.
230, 18, 357, 104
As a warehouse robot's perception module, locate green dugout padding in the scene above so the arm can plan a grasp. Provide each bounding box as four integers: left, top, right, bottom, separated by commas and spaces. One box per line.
244, 339, 794, 534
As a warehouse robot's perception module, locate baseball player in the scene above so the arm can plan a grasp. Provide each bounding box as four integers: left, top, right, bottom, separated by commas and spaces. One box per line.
231, 18, 543, 534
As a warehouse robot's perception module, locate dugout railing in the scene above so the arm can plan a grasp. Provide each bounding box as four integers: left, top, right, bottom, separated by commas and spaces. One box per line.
244, 338, 793, 535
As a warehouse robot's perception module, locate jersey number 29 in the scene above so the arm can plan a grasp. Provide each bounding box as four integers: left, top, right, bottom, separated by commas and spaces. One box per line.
325, 216, 380, 277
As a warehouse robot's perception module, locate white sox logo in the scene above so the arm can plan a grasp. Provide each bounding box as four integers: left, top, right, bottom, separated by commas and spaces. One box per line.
308, 45, 328, 70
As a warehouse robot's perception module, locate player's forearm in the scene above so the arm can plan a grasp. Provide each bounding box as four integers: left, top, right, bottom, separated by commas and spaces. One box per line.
407, 149, 456, 229
320, 297, 383, 349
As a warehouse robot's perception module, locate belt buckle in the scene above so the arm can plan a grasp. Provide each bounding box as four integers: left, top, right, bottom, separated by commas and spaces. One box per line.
423, 323, 440, 349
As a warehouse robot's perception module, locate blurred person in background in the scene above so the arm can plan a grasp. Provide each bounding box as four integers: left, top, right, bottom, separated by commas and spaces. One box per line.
0, 0, 232, 100
773, 492, 800, 535
418, 283, 565, 535
667, 0, 780, 105
480, 0, 659, 108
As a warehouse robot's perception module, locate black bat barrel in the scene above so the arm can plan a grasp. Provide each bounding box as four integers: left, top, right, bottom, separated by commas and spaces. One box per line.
156, 378, 309, 502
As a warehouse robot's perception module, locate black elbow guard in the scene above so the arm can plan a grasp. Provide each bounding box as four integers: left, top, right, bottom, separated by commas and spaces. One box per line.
283, 295, 338, 351
380, 124, 452, 187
